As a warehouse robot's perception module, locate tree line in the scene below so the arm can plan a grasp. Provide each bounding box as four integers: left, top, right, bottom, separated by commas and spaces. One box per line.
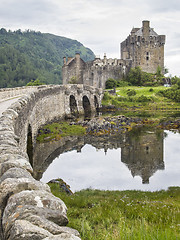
0, 28, 95, 88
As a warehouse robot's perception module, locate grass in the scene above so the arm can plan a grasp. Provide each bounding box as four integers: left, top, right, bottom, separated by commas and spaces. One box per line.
49, 184, 180, 240
102, 86, 180, 119
36, 122, 86, 142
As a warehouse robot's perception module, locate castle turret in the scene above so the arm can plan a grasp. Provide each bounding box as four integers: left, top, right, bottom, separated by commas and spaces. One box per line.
121, 20, 166, 74
142, 20, 150, 38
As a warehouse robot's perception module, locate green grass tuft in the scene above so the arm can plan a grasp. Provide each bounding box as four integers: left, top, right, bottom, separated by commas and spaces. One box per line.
37, 122, 86, 142
49, 186, 180, 240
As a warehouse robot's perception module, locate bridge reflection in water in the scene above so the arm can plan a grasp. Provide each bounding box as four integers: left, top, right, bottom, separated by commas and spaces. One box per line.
33, 127, 165, 190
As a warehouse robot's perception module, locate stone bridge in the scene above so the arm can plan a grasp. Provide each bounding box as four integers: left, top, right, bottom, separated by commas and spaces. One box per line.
0, 84, 103, 240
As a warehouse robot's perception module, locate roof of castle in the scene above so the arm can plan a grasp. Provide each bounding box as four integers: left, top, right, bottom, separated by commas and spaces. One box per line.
133, 27, 158, 37
66, 58, 75, 65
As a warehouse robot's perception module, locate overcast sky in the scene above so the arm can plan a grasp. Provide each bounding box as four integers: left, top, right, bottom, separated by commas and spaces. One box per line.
1, 0, 180, 76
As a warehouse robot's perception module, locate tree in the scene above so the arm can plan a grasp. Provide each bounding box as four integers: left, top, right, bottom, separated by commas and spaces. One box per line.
156, 66, 162, 77
126, 66, 143, 86
105, 78, 117, 89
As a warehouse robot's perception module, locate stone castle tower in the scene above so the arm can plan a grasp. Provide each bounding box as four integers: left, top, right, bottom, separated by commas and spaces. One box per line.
62, 20, 165, 88
121, 20, 165, 74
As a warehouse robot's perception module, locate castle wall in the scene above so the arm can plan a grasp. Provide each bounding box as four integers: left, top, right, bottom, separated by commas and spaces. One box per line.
62, 53, 86, 84
63, 55, 131, 89
121, 20, 165, 74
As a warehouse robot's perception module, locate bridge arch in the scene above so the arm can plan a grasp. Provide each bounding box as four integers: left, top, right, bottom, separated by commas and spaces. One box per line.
27, 124, 33, 167
83, 95, 91, 117
70, 95, 79, 117
94, 95, 99, 112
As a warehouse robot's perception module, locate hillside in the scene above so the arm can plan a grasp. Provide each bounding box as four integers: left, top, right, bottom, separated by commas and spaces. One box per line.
0, 28, 95, 88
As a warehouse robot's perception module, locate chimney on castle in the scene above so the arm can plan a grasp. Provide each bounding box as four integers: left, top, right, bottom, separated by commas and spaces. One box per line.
142, 20, 150, 38
75, 53, 80, 60
63, 57, 66, 65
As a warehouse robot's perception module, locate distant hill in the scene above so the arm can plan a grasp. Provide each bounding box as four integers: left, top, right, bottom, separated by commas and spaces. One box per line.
0, 28, 95, 88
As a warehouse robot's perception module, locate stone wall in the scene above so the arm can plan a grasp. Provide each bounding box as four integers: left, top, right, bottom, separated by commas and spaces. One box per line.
0, 86, 40, 101
0, 84, 103, 240
121, 20, 165, 74
62, 54, 131, 89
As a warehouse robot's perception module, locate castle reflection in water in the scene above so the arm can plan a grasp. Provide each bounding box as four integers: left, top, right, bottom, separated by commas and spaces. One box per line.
33, 127, 164, 186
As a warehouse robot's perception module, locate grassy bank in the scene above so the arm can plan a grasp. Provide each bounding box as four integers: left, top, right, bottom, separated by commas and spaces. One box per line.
37, 122, 86, 142
102, 86, 180, 119
49, 184, 180, 240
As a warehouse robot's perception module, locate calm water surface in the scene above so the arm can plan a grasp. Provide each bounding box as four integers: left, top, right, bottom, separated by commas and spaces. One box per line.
40, 130, 180, 192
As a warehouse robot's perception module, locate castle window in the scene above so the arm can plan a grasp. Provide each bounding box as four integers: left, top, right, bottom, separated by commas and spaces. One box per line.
146, 52, 149, 61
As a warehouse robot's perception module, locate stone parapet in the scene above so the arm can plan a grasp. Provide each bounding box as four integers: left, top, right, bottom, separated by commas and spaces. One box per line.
0, 84, 102, 240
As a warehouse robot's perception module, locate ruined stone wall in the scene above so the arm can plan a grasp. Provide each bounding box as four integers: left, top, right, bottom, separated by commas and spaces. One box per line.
62, 54, 86, 85
63, 54, 131, 89
0, 84, 103, 240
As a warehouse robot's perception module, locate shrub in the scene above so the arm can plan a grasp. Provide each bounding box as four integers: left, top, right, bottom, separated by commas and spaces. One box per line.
116, 80, 131, 87
161, 88, 180, 102
126, 66, 143, 86
103, 91, 111, 101
26, 79, 44, 86
136, 95, 151, 102
127, 89, 136, 96
149, 88, 154, 92
105, 78, 117, 89
111, 98, 120, 107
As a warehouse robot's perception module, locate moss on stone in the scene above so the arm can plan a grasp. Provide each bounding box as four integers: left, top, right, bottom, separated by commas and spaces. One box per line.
37, 122, 86, 143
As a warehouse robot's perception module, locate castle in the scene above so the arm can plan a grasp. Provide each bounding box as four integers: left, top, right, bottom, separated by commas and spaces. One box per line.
62, 20, 165, 88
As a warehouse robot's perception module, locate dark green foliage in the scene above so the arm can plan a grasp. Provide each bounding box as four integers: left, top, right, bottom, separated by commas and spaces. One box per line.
126, 66, 162, 86
160, 87, 180, 102
149, 88, 154, 92
0, 28, 95, 88
171, 76, 180, 85
105, 78, 130, 89
127, 89, 136, 96
26, 79, 45, 86
105, 78, 117, 89
126, 66, 143, 86
156, 65, 162, 77
116, 80, 131, 87
136, 95, 152, 102
103, 91, 112, 101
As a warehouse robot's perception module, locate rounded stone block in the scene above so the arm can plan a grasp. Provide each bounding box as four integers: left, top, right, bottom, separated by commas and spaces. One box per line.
0, 157, 33, 176
3, 190, 68, 236
0, 167, 33, 183
43, 233, 81, 240
0, 178, 51, 210
8, 220, 52, 240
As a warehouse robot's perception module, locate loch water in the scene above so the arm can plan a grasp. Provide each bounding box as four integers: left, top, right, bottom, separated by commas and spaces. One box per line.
33, 128, 180, 192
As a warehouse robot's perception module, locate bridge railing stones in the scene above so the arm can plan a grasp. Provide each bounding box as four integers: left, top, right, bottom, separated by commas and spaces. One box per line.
0, 86, 42, 102
0, 84, 103, 240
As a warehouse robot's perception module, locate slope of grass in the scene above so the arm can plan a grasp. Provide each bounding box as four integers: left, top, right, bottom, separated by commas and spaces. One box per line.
102, 86, 180, 119
49, 184, 180, 240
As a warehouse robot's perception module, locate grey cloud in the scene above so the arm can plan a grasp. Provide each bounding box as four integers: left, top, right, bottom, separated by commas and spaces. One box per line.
147, 0, 180, 12
0, 0, 59, 26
